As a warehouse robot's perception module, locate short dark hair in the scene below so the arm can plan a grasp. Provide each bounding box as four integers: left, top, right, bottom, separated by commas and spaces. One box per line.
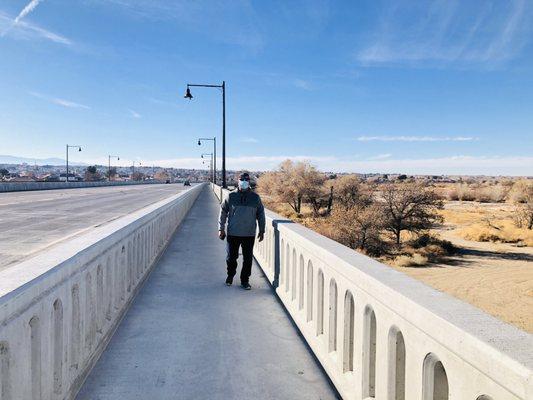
239, 172, 250, 181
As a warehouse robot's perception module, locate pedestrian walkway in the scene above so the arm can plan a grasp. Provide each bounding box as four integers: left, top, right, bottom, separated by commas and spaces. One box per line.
77, 187, 338, 400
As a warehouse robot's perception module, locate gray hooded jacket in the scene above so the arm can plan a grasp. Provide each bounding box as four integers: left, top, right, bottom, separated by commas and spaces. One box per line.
219, 189, 266, 237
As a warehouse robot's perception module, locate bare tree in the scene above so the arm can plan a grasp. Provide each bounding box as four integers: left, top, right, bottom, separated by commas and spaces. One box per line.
381, 183, 443, 246
510, 180, 533, 229
84, 165, 102, 181
257, 160, 325, 215
301, 168, 327, 216
131, 172, 145, 181
331, 175, 374, 209
106, 167, 117, 180
322, 176, 387, 254
154, 170, 169, 181
329, 203, 386, 255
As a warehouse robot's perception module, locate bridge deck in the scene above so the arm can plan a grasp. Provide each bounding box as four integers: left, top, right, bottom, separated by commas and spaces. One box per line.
77, 187, 338, 400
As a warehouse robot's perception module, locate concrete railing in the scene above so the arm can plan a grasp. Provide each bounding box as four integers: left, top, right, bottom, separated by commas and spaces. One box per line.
212, 184, 533, 400
0, 180, 172, 193
0, 183, 205, 400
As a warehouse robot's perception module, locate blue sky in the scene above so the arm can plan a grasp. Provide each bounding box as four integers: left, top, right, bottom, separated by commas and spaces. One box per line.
0, 0, 532, 175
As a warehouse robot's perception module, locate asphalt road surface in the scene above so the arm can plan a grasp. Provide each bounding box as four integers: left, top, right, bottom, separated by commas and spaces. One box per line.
0, 184, 192, 271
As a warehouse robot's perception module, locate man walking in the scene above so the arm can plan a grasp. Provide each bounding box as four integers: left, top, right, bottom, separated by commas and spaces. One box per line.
218, 172, 265, 290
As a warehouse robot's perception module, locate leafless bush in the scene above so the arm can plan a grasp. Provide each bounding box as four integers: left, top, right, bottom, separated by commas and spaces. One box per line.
447, 182, 507, 203
457, 183, 476, 201
474, 185, 507, 203
508, 179, 533, 203
448, 183, 476, 201
393, 253, 429, 268
329, 203, 388, 256
507, 180, 533, 230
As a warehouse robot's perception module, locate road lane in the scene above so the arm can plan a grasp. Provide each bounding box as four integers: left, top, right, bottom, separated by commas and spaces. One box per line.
0, 184, 192, 271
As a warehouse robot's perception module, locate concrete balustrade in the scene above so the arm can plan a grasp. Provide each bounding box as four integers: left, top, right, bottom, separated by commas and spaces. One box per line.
212, 184, 533, 400
0, 180, 171, 193
0, 184, 204, 400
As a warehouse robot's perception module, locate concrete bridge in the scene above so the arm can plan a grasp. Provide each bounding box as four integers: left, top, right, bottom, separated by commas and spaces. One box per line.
0, 183, 532, 399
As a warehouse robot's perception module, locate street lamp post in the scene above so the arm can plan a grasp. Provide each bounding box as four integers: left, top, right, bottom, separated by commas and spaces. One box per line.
184, 81, 226, 188
201, 153, 213, 183
132, 161, 142, 180
198, 137, 216, 184
66, 145, 82, 182
108, 155, 120, 182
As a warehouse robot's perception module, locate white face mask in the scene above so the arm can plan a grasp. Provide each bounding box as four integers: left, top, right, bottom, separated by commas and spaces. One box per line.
238, 180, 250, 190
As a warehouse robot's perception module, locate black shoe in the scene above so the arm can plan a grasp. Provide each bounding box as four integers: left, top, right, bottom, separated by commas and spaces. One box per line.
241, 282, 251, 290
225, 277, 233, 286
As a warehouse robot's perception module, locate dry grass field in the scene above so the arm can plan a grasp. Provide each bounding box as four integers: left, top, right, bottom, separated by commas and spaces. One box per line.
397, 200, 533, 332
440, 201, 533, 246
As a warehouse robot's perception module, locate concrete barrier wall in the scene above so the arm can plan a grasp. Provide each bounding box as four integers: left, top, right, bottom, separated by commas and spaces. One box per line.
212, 184, 533, 400
0, 183, 205, 400
0, 180, 169, 193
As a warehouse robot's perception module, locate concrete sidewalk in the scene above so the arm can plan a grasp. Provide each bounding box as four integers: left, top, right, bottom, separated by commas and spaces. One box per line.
77, 187, 338, 400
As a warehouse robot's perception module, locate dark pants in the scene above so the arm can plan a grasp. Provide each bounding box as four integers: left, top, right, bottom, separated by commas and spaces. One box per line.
226, 235, 255, 284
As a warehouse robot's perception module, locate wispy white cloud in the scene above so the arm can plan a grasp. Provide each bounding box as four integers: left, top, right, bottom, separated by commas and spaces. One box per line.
128, 109, 141, 119
293, 78, 312, 90
0, 12, 72, 45
88, 0, 332, 52
240, 137, 259, 143
91, 154, 531, 176
147, 97, 179, 107
29, 91, 90, 109
356, 136, 477, 142
356, 0, 532, 67
14, 0, 44, 24
137, 155, 334, 170
1, 0, 44, 37
88, 0, 264, 51
0, 0, 48, 37
368, 153, 392, 160
328, 155, 533, 176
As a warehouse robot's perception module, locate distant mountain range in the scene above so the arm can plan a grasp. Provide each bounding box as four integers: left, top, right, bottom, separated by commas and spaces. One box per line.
0, 155, 88, 166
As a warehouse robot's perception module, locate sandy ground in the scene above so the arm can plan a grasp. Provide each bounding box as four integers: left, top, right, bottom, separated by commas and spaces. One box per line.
392, 227, 533, 333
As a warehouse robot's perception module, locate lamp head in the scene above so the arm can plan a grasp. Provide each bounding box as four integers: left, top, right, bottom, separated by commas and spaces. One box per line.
184, 87, 193, 100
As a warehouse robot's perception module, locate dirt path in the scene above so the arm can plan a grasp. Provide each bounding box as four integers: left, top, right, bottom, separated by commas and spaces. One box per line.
392, 228, 533, 333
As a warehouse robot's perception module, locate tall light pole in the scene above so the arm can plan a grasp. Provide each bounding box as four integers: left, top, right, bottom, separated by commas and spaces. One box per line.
198, 137, 216, 184
108, 155, 120, 182
184, 81, 226, 188
66, 145, 82, 182
201, 153, 213, 182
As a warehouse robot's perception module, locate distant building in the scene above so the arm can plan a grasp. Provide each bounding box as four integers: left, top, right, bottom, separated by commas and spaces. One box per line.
59, 173, 82, 182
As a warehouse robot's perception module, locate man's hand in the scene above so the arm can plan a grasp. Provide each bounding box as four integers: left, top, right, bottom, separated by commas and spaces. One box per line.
258, 232, 264, 242
219, 230, 226, 240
